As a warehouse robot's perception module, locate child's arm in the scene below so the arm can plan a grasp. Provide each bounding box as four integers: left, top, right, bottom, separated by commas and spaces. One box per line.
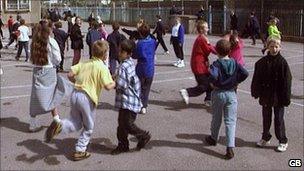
104, 82, 116, 90
237, 64, 249, 83
67, 71, 76, 83
251, 62, 261, 99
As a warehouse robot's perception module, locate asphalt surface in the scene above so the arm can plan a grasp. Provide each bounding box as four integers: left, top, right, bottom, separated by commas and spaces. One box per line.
0, 22, 303, 170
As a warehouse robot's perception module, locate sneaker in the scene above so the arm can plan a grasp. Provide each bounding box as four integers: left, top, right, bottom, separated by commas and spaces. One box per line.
276, 143, 288, 152
45, 120, 62, 143
173, 59, 181, 66
73, 151, 91, 161
0, 68, 3, 75
205, 135, 217, 146
225, 147, 234, 159
137, 131, 151, 150
111, 146, 130, 155
176, 60, 185, 68
29, 117, 43, 133
203, 100, 211, 107
179, 89, 189, 105
256, 139, 271, 147
140, 108, 147, 114
15, 56, 20, 61
164, 51, 170, 55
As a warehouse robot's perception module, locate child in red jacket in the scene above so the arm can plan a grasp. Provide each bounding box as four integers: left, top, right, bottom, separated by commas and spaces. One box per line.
180, 21, 216, 106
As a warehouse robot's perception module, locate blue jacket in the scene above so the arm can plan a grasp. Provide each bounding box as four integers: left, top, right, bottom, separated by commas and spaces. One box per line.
209, 58, 248, 90
86, 28, 102, 46
170, 24, 185, 44
133, 35, 157, 78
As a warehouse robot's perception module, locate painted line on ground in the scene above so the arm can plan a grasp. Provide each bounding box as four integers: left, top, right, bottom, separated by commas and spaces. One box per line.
0, 94, 30, 100
1, 84, 32, 89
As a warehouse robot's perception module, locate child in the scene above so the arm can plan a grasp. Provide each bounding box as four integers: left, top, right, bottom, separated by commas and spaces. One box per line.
180, 21, 216, 106
107, 22, 126, 75
262, 18, 281, 54
15, 19, 30, 61
111, 39, 151, 155
251, 36, 291, 152
133, 23, 157, 114
70, 17, 83, 65
53, 21, 69, 71
45, 40, 116, 161
170, 17, 185, 68
86, 20, 102, 58
153, 15, 169, 54
229, 31, 245, 66
205, 39, 248, 159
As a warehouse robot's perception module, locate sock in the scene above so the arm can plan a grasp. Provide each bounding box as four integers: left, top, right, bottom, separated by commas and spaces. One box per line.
53, 115, 61, 123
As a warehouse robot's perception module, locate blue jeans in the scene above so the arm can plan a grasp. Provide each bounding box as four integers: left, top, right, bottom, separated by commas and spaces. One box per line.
210, 90, 237, 147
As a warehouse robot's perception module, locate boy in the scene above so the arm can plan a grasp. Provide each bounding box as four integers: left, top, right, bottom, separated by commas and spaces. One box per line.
45, 40, 115, 161
180, 21, 216, 106
205, 39, 248, 159
86, 20, 102, 59
53, 21, 69, 71
111, 39, 151, 155
251, 36, 291, 152
153, 15, 169, 54
107, 22, 126, 75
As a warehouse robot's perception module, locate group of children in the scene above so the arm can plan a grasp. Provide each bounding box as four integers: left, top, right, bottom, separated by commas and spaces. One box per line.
22, 14, 292, 161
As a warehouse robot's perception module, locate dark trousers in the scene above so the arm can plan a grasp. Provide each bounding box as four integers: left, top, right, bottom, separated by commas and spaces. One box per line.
156, 35, 168, 52
0, 28, 3, 38
117, 109, 146, 148
6, 35, 18, 48
109, 58, 118, 75
172, 37, 184, 60
139, 76, 153, 108
89, 45, 92, 59
59, 50, 65, 69
186, 74, 211, 101
16, 41, 29, 60
262, 106, 288, 143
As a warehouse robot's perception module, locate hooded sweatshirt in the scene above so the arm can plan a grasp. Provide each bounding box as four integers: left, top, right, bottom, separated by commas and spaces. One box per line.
209, 57, 248, 90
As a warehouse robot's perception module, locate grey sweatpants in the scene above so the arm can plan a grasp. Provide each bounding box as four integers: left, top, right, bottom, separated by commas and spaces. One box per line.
61, 90, 96, 152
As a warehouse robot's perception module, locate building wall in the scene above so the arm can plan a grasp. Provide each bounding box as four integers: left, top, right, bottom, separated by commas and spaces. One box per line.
1, 0, 41, 25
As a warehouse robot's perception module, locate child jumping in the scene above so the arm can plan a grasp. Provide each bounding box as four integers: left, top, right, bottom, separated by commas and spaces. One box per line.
45, 40, 116, 161
251, 36, 291, 152
180, 21, 216, 106
205, 39, 248, 159
111, 39, 151, 155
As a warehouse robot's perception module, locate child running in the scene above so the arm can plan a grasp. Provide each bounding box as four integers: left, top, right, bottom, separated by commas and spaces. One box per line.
251, 36, 291, 152
45, 40, 115, 161
205, 39, 248, 159
111, 39, 151, 155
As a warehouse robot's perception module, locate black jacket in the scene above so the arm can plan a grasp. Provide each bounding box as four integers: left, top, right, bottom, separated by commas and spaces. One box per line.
251, 52, 292, 107
107, 30, 126, 60
70, 24, 83, 50
230, 14, 238, 30
153, 20, 166, 37
53, 28, 69, 52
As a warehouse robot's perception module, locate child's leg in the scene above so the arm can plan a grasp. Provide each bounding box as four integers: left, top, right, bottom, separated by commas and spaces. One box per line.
187, 74, 209, 97
140, 77, 153, 108
116, 109, 131, 149
262, 106, 272, 141
124, 110, 146, 138
223, 91, 238, 147
273, 107, 288, 144
74, 92, 96, 152
210, 90, 224, 141
72, 49, 81, 66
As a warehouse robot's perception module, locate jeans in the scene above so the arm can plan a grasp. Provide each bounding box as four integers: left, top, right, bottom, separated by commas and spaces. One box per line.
61, 90, 96, 152
210, 90, 237, 147
116, 109, 146, 148
186, 74, 212, 101
261, 106, 288, 143
16, 41, 29, 60
139, 76, 153, 108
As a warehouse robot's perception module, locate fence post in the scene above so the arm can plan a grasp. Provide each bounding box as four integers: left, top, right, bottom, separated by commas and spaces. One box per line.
209, 5, 212, 34
224, 5, 227, 32
300, 9, 303, 37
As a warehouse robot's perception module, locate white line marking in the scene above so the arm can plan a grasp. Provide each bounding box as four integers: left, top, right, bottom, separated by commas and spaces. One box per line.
1, 84, 32, 89
1, 64, 33, 68
154, 77, 194, 83
155, 69, 191, 75
0, 94, 30, 100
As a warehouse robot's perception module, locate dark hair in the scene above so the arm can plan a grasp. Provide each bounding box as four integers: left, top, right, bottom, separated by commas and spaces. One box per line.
120, 39, 135, 55
138, 23, 150, 38
216, 39, 231, 57
229, 31, 239, 49
54, 21, 62, 28
156, 15, 161, 19
20, 19, 25, 25
91, 20, 99, 29
112, 22, 120, 31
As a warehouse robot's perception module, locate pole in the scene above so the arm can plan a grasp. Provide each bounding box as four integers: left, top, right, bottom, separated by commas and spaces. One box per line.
182, 0, 184, 15
209, 5, 212, 34
300, 9, 303, 37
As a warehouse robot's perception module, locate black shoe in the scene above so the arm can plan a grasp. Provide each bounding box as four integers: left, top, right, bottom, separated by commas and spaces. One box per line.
136, 131, 151, 150
205, 135, 217, 146
261, 49, 266, 55
45, 121, 62, 143
225, 147, 234, 159
15, 56, 20, 61
111, 146, 129, 155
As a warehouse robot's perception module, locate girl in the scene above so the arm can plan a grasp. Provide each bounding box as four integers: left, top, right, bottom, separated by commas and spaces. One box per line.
70, 17, 83, 65
229, 31, 245, 66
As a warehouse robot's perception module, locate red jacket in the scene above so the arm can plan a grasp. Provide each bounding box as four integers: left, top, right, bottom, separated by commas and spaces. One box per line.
8, 18, 14, 27
190, 35, 216, 74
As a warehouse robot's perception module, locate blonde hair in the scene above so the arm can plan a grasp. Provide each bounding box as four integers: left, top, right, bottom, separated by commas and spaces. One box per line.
196, 20, 207, 33
267, 35, 281, 47
92, 40, 109, 60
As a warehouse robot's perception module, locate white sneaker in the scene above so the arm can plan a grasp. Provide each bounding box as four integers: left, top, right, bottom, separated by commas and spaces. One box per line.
140, 108, 147, 114
179, 89, 189, 105
276, 143, 288, 152
164, 51, 170, 55
204, 100, 211, 107
256, 139, 271, 147
173, 59, 181, 66
176, 60, 185, 68
29, 117, 42, 132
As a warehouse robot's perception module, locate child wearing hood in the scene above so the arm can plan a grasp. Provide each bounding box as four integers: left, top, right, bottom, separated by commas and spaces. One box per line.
205, 39, 248, 159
